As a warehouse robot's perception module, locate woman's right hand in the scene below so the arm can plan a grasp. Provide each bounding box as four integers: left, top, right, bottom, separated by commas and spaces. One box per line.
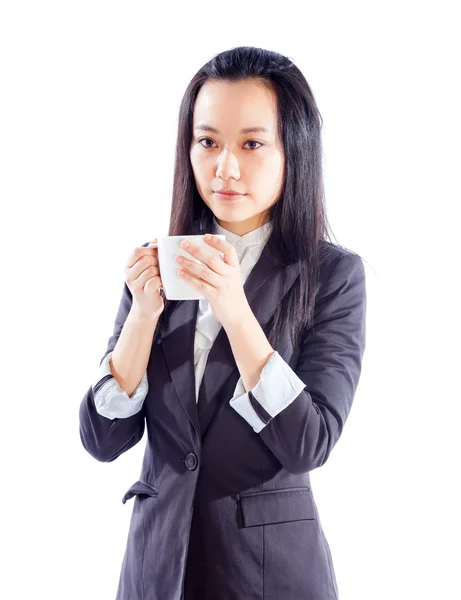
124, 238, 164, 319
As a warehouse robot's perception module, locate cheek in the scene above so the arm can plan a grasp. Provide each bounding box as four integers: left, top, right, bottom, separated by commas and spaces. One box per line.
190, 152, 209, 181
271, 153, 285, 185
190, 154, 212, 200
254, 158, 284, 202
259, 155, 283, 185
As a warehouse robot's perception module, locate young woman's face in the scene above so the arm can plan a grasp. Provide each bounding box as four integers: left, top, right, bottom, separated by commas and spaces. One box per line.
190, 78, 285, 236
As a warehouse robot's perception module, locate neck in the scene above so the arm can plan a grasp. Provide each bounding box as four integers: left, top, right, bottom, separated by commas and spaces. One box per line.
215, 214, 269, 237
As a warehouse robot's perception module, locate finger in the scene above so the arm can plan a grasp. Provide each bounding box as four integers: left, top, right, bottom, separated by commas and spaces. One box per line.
138, 274, 163, 291
178, 267, 213, 293
180, 240, 227, 275
138, 268, 162, 291
126, 246, 157, 269
203, 234, 238, 267
144, 275, 164, 294
176, 256, 221, 287
130, 255, 158, 280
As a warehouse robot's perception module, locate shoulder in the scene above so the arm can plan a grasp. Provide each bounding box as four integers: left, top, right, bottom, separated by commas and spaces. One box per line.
317, 241, 366, 298
319, 240, 364, 271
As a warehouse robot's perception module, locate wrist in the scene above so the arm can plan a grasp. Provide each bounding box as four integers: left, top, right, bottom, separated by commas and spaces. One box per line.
223, 299, 253, 330
129, 305, 162, 324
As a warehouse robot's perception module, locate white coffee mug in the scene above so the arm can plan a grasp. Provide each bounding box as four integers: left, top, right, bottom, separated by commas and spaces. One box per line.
148, 234, 226, 300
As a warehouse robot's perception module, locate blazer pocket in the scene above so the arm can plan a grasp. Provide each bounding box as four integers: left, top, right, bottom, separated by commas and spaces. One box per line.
238, 487, 315, 527
121, 480, 159, 504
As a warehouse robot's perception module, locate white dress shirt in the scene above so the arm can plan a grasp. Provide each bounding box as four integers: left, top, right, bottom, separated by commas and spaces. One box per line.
92, 217, 306, 433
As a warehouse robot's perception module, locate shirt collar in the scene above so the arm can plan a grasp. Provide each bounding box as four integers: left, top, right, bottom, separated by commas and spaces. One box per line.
211, 216, 273, 251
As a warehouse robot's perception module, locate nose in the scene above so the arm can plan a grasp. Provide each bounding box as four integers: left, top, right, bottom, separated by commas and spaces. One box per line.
215, 148, 240, 180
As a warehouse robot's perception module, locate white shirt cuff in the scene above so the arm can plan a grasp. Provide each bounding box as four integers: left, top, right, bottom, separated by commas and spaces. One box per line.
92, 352, 148, 420
229, 351, 306, 432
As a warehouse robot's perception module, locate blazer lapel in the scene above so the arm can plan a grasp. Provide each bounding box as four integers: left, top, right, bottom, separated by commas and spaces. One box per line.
161, 298, 200, 436
161, 243, 301, 439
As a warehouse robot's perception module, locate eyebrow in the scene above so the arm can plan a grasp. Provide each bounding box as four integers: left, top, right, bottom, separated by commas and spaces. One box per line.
194, 124, 270, 134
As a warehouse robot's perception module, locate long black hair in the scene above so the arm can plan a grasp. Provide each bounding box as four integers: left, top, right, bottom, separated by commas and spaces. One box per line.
154, 46, 359, 349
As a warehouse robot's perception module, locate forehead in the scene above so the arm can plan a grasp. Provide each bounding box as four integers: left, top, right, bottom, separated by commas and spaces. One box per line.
192, 79, 278, 131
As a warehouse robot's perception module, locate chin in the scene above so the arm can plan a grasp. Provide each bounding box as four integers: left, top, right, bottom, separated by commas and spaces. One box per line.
214, 210, 247, 222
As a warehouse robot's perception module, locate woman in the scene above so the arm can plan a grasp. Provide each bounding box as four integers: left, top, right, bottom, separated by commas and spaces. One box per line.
79, 46, 367, 600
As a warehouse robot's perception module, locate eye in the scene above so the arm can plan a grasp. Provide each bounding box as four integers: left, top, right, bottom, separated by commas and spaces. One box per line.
198, 138, 217, 148
244, 140, 263, 150
197, 138, 263, 150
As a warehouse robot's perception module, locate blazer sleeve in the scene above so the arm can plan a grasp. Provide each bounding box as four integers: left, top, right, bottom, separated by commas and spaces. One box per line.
78, 280, 146, 462
92, 350, 149, 419
231, 251, 367, 474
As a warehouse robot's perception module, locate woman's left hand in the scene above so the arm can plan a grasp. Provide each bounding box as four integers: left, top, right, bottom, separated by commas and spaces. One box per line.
175, 234, 250, 328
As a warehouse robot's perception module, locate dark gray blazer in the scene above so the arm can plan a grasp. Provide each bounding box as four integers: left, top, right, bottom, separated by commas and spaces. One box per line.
79, 240, 367, 600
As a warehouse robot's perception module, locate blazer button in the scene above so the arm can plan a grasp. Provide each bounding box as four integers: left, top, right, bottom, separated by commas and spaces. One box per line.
184, 452, 198, 471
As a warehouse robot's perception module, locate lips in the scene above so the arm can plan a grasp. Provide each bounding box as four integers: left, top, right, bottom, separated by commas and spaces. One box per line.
214, 191, 246, 202
215, 191, 244, 195
214, 190, 246, 197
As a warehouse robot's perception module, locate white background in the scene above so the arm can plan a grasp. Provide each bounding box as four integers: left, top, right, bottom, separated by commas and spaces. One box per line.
1, 1, 459, 599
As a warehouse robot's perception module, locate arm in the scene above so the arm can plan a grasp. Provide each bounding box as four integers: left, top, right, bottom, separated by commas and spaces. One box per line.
91, 350, 149, 419
229, 252, 367, 474
79, 277, 159, 462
